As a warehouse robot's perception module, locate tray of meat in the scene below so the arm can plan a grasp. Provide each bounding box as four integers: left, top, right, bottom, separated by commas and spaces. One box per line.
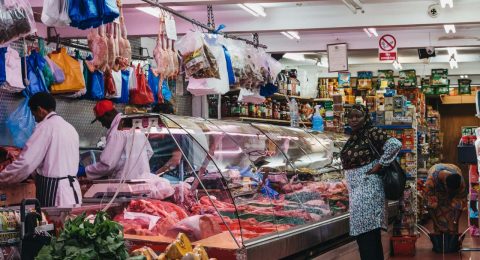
0, 147, 21, 172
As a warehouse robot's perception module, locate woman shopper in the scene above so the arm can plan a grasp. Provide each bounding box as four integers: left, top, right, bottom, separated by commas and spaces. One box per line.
340, 104, 402, 260
425, 163, 467, 234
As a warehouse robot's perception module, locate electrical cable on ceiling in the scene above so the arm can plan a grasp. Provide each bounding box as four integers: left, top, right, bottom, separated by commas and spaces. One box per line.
140, 0, 267, 49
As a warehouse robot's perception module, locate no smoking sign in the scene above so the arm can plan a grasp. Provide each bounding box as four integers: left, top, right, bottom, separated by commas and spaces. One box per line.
379, 34, 397, 61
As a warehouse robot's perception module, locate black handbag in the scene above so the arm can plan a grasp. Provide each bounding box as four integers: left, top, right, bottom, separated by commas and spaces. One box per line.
366, 137, 407, 200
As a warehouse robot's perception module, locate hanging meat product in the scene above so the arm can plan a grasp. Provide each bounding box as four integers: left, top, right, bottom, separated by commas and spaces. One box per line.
119, 6, 132, 66
86, 26, 108, 73
153, 14, 166, 77
171, 39, 180, 78
106, 23, 116, 71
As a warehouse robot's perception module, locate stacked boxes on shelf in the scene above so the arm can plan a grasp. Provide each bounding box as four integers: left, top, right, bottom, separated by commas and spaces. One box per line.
426, 107, 443, 168
331, 94, 345, 133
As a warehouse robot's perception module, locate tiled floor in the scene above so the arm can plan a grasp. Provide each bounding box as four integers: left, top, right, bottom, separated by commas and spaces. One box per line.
391, 218, 480, 260
314, 217, 480, 260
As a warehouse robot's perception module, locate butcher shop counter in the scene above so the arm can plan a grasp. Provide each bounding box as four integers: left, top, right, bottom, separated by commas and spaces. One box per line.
121, 201, 399, 260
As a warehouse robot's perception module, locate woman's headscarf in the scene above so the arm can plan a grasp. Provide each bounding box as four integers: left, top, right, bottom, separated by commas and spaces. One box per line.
340, 104, 390, 170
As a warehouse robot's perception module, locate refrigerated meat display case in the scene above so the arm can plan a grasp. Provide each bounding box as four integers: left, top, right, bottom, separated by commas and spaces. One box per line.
71, 114, 399, 260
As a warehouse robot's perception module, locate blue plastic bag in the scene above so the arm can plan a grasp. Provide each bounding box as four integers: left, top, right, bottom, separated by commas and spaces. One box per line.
222, 46, 235, 86
261, 179, 279, 199
162, 80, 172, 102
68, 0, 100, 29
114, 69, 130, 104
148, 66, 159, 103
0, 47, 6, 85
89, 70, 105, 100
25, 53, 48, 96
6, 96, 36, 148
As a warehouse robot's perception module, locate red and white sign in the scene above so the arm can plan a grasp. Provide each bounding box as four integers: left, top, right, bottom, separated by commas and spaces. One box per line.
378, 34, 397, 61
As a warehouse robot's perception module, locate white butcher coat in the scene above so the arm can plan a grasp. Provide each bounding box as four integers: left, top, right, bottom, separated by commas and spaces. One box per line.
0, 112, 83, 207
86, 113, 154, 180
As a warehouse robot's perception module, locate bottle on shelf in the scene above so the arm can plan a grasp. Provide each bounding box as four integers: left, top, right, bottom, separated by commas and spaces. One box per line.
312, 105, 324, 132
290, 98, 299, 127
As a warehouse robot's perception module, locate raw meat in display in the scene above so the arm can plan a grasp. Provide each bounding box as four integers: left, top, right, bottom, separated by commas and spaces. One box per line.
166, 215, 221, 241
190, 196, 240, 215
113, 214, 154, 236
173, 182, 196, 211
114, 23, 128, 71
86, 26, 108, 73
127, 199, 189, 220
282, 183, 303, 193
0, 147, 21, 172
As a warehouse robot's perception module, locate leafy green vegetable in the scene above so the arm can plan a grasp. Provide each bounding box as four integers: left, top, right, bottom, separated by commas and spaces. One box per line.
35, 211, 130, 260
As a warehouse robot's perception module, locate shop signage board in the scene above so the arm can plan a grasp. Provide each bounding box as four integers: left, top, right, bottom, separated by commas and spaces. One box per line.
327, 43, 348, 72
379, 34, 397, 61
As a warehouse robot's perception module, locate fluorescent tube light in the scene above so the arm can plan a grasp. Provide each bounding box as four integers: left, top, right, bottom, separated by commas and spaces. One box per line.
287, 31, 300, 40
363, 28, 378, 38
444, 24, 456, 34
342, 0, 363, 14
238, 3, 266, 17
281, 31, 300, 40
136, 7, 161, 18
440, 0, 453, 8
281, 31, 294, 40
283, 53, 305, 61
447, 47, 457, 58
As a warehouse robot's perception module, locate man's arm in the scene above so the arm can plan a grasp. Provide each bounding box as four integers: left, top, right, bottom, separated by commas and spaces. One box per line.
86, 132, 126, 179
0, 126, 51, 183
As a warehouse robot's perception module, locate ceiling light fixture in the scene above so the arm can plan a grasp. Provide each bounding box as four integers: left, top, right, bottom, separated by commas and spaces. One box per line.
283, 53, 305, 61
447, 47, 457, 58
237, 3, 266, 17
363, 28, 378, 37
136, 7, 161, 18
281, 31, 300, 40
444, 24, 456, 34
440, 0, 453, 8
392, 60, 402, 70
342, 0, 364, 14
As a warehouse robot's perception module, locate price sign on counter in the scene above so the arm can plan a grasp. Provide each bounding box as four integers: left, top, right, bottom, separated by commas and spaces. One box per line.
379, 34, 397, 61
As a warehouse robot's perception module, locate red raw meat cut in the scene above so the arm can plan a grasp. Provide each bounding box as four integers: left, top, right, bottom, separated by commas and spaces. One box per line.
166, 214, 221, 241
173, 183, 196, 211
113, 214, 154, 236
190, 196, 240, 215
0, 147, 21, 172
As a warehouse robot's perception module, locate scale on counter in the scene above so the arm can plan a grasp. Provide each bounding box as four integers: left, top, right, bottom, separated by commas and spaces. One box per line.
83, 179, 152, 199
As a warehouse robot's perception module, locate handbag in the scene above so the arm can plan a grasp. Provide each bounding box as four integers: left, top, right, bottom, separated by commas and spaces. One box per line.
366, 136, 407, 201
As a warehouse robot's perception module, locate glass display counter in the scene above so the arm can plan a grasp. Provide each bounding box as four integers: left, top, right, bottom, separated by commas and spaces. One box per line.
72, 114, 397, 260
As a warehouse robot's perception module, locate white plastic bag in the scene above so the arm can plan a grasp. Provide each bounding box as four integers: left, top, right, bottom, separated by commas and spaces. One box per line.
186, 34, 229, 96
238, 88, 265, 104
176, 30, 220, 79
1, 47, 24, 92
41, 0, 71, 27
147, 175, 175, 200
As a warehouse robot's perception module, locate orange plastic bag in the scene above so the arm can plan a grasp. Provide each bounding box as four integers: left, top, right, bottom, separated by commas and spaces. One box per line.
130, 64, 154, 105
48, 48, 85, 93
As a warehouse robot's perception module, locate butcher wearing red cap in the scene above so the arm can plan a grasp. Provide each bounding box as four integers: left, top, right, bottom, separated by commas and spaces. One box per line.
79, 100, 153, 180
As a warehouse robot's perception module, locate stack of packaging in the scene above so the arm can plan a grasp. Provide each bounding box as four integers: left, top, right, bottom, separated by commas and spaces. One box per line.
331, 94, 344, 133
393, 185, 416, 236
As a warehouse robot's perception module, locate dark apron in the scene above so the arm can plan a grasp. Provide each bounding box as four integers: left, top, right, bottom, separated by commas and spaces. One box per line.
35, 175, 79, 207
34, 113, 80, 207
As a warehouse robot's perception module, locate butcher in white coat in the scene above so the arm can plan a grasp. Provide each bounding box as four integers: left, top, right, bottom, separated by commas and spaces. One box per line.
0, 92, 82, 207
81, 100, 153, 180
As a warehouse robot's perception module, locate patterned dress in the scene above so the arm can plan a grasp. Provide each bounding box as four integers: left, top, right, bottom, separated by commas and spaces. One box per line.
425, 164, 467, 233
343, 136, 402, 236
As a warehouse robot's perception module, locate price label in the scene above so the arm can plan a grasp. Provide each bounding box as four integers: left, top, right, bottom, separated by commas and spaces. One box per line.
165, 17, 178, 41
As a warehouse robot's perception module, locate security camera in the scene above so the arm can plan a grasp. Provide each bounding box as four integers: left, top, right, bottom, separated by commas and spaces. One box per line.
428, 4, 440, 18
426, 47, 435, 55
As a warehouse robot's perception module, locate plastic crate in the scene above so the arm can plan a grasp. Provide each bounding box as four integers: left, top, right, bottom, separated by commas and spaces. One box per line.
390, 236, 417, 256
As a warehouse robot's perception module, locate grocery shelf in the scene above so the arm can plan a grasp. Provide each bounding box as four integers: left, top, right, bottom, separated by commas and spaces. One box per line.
375, 125, 414, 130
399, 149, 414, 154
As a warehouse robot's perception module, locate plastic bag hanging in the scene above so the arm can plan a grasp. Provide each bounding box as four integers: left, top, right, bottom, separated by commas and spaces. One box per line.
130, 64, 154, 105
48, 48, 86, 93
6, 95, 35, 148
1, 47, 24, 93
0, 0, 37, 45
41, 0, 71, 27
